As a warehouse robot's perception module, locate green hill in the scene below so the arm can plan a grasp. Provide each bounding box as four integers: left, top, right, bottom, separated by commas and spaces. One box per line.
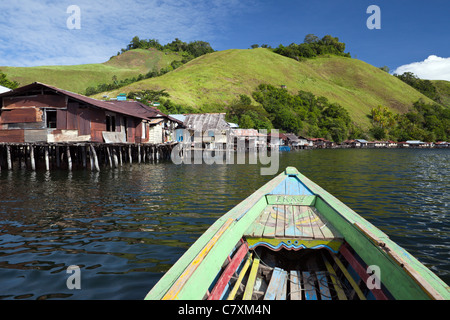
432, 80, 450, 106
0, 48, 183, 94
94, 48, 434, 128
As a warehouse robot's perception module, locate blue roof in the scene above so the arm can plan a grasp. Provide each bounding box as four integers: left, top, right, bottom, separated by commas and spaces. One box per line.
169, 114, 187, 123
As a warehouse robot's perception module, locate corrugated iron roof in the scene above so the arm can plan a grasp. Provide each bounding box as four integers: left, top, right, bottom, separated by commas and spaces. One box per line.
183, 113, 230, 131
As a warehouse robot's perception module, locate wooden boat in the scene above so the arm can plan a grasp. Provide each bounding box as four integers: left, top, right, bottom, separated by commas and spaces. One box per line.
145, 167, 450, 300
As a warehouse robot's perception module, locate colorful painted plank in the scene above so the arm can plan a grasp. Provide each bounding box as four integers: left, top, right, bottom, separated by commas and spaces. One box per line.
284, 205, 298, 237
262, 206, 278, 238
243, 256, 260, 300
330, 252, 366, 300
297, 206, 314, 238
227, 253, 253, 300
275, 205, 287, 238
289, 270, 303, 300
208, 242, 249, 300
315, 271, 332, 300
302, 271, 318, 300
269, 175, 314, 196
339, 244, 388, 300
308, 207, 325, 239
162, 218, 234, 300
245, 208, 270, 238
264, 267, 287, 300
322, 253, 347, 300
312, 207, 335, 239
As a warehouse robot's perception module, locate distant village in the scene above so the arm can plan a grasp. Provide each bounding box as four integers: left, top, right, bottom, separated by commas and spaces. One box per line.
0, 82, 448, 171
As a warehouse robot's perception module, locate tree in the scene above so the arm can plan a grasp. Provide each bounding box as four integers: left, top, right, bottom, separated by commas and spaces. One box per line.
304, 34, 319, 44
0, 71, 19, 89
251, 44, 259, 49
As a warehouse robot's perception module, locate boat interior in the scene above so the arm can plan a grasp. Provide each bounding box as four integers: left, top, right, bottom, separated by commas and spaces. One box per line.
205, 202, 394, 300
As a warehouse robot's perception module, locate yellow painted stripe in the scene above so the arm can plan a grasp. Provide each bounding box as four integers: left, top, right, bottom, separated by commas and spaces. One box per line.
322, 253, 347, 300
227, 253, 253, 300
162, 218, 234, 300
331, 253, 366, 300
243, 256, 260, 300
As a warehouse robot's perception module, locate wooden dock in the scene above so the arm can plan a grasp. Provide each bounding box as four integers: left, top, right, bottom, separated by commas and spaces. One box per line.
0, 142, 176, 171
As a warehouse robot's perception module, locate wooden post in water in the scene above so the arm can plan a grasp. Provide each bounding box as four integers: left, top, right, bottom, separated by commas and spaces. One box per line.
106, 146, 113, 168
89, 144, 100, 171
128, 145, 132, 165
56, 146, 61, 168
119, 146, 123, 166
112, 147, 119, 168
30, 145, 36, 171
45, 146, 50, 171
81, 145, 87, 168
6, 145, 12, 170
66, 146, 72, 170
138, 145, 141, 164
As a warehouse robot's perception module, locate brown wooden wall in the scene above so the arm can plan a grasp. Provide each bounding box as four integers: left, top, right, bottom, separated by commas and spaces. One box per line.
3, 95, 66, 109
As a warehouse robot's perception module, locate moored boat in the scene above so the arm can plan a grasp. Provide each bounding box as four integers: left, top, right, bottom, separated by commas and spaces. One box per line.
145, 167, 449, 300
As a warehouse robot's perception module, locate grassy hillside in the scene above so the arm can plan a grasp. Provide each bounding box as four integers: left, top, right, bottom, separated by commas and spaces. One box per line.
0, 48, 182, 94
95, 48, 433, 128
432, 80, 450, 106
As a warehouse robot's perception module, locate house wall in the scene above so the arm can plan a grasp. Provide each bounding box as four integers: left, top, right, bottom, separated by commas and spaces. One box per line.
0, 91, 164, 144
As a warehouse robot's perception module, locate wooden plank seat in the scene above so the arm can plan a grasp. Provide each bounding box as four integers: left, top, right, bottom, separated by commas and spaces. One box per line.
221, 247, 371, 300
245, 204, 344, 253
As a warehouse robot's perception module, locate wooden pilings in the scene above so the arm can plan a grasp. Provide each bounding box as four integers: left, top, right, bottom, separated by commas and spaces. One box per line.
0, 142, 174, 171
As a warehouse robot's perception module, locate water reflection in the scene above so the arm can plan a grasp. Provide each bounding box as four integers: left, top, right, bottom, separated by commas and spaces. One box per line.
0, 149, 448, 299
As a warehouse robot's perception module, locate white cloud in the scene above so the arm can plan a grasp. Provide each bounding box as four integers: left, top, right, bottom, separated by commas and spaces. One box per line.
0, 0, 254, 67
393, 55, 450, 81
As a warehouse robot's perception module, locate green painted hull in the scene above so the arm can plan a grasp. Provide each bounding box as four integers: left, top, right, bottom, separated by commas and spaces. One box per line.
145, 167, 450, 300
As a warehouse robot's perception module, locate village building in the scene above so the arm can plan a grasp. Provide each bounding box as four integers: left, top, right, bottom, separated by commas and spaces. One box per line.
0, 82, 183, 144
177, 113, 231, 149
232, 128, 268, 151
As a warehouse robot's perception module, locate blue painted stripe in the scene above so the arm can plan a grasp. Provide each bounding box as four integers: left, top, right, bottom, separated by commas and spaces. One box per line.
269, 176, 314, 196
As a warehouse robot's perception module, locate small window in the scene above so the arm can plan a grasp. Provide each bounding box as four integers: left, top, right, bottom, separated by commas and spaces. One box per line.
46, 110, 57, 128
106, 115, 116, 132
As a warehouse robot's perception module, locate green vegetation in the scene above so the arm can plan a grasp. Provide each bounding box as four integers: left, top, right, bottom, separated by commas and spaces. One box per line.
85, 37, 215, 96
95, 48, 433, 130
394, 72, 440, 103
0, 48, 184, 94
226, 84, 359, 142
126, 89, 196, 115
0, 71, 19, 89
432, 80, 450, 106
121, 36, 214, 60
370, 101, 450, 141
273, 34, 351, 61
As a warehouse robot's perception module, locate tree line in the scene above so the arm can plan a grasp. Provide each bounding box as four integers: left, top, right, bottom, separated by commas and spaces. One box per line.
393, 72, 441, 103
119, 36, 215, 60
370, 100, 450, 142
226, 84, 360, 143
271, 34, 351, 61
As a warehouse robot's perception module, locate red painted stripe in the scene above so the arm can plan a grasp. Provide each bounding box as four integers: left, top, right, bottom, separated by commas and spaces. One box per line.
340, 244, 388, 300
207, 242, 249, 300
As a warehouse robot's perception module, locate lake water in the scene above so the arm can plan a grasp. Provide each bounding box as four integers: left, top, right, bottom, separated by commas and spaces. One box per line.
0, 149, 448, 299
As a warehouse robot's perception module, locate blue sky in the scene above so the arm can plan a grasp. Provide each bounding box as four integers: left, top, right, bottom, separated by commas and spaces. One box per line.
0, 0, 449, 80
